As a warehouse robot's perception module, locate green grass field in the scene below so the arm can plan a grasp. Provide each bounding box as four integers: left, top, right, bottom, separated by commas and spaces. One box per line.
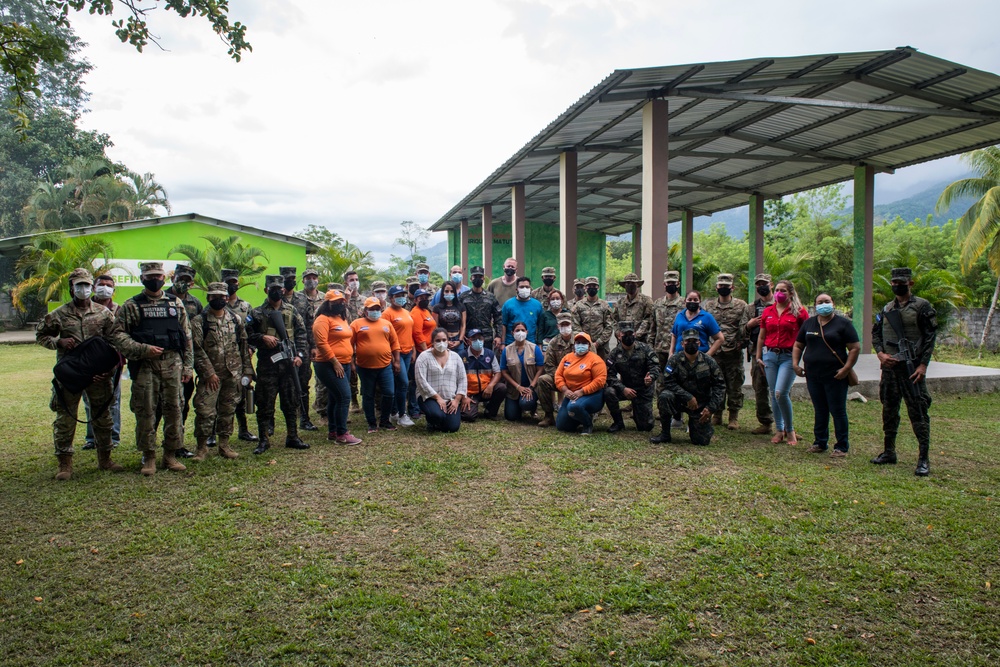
1, 345, 997, 666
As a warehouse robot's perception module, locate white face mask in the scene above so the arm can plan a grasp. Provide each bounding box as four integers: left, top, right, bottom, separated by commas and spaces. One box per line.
513, 330, 527, 342
374, 291, 387, 301
94, 285, 114, 299
559, 326, 572, 336
73, 284, 92, 300
517, 287, 531, 299
433, 341, 448, 353
348, 281, 359, 291
549, 299, 562, 310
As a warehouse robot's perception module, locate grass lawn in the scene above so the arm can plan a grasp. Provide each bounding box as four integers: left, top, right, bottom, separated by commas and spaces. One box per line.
0, 344, 997, 666
934, 344, 1000, 369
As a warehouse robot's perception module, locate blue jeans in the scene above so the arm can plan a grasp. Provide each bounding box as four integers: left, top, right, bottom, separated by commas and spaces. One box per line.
419, 397, 461, 433
393, 352, 413, 416
314, 361, 352, 436
84, 378, 121, 445
806, 374, 850, 451
357, 365, 395, 427
556, 391, 604, 432
763, 350, 796, 433
504, 389, 538, 421
407, 351, 420, 415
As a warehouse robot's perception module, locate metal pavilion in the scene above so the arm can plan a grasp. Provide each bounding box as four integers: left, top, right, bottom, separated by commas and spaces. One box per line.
431, 47, 1000, 350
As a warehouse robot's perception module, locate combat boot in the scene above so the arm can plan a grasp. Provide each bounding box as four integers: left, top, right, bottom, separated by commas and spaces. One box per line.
217, 436, 239, 459
751, 423, 773, 435
536, 412, 555, 428
192, 437, 210, 462
161, 450, 187, 472
285, 416, 310, 450
140, 450, 157, 476
649, 428, 671, 444
97, 449, 123, 472
236, 410, 258, 441
253, 435, 269, 456
607, 404, 625, 433
727, 410, 739, 430
711, 412, 723, 426
55, 453, 73, 481
870, 440, 897, 465
915, 442, 930, 476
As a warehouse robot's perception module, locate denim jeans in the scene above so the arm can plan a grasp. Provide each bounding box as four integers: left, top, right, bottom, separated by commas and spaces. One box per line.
504, 389, 538, 421
805, 374, 850, 451
393, 352, 413, 416
357, 365, 395, 427
556, 391, 605, 432
763, 350, 796, 433
84, 378, 121, 445
419, 397, 462, 433
407, 351, 420, 415
314, 361, 352, 436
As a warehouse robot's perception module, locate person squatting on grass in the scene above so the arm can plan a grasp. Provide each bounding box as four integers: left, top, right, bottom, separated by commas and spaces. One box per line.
415, 327, 468, 433
500, 321, 544, 422
554, 332, 607, 435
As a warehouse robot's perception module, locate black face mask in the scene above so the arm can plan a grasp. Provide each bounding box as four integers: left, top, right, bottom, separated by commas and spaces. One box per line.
504, 267, 516, 277
686, 302, 700, 313
891, 284, 910, 297
417, 299, 429, 310
408, 284, 419, 295
664, 284, 679, 295
283, 277, 296, 290
756, 285, 771, 297
471, 277, 484, 288
331, 304, 346, 319
226, 283, 238, 295
209, 298, 227, 311
684, 342, 700, 354
268, 287, 284, 302
620, 333, 635, 347
717, 286, 732, 297
575, 288, 585, 298
625, 284, 637, 295
542, 277, 555, 287
586, 287, 599, 297
142, 278, 164, 292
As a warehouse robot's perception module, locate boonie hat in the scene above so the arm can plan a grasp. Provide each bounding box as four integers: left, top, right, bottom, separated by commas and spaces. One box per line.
619, 272, 644, 287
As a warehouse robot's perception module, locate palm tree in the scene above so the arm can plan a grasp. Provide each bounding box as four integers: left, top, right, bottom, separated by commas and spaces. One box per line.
126, 171, 171, 219
730, 247, 816, 301
169, 235, 269, 291
936, 146, 1000, 356
12, 233, 125, 311
310, 241, 375, 286
872, 248, 967, 331
21, 180, 80, 231
666, 242, 722, 294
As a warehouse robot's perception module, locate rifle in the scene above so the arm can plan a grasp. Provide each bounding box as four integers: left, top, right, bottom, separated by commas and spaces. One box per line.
267, 309, 304, 413
745, 301, 766, 362
884, 308, 925, 407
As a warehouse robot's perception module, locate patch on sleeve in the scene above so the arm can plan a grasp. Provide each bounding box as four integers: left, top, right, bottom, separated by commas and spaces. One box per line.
665, 365, 673, 373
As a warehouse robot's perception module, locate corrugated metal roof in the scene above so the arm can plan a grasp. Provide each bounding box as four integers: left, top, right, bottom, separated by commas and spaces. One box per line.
432, 47, 1000, 232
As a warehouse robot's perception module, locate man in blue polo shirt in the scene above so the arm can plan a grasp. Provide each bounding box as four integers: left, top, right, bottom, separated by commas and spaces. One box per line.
500, 276, 544, 345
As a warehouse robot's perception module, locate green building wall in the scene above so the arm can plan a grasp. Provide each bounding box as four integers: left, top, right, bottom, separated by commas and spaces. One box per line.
448, 222, 607, 296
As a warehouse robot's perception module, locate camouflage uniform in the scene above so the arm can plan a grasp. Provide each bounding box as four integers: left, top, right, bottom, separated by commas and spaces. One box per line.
572, 277, 613, 358
531, 267, 558, 310
223, 269, 257, 441
703, 275, 750, 421
460, 285, 502, 347
871, 268, 937, 474
535, 314, 576, 420
612, 273, 655, 342
604, 329, 660, 432
566, 279, 586, 311
414, 262, 436, 303
656, 334, 726, 446
36, 280, 119, 461
404, 276, 419, 311
191, 285, 254, 451
649, 272, 685, 380
280, 266, 317, 428
160, 266, 202, 436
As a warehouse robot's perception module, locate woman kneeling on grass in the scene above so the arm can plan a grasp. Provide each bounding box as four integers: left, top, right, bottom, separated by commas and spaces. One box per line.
415, 328, 467, 433
555, 332, 607, 435
313, 290, 362, 445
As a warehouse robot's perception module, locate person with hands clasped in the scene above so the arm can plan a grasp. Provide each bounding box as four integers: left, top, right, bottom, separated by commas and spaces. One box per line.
415, 328, 468, 433
755, 279, 808, 446
500, 321, 544, 421
313, 290, 362, 445
554, 332, 607, 435
351, 296, 400, 434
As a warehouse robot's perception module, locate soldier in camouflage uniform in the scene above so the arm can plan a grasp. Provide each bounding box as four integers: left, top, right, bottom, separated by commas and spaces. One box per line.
344, 271, 365, 412
36, 268, 125, 479
703, 273, 750, 430
649, 270, 685, 376
222, 268, 258, 443
871, 267, 937, 477
566, 278, 586, 310
247, 275, 310, 455
572, 276, 613, 358
190, 282, 255, 461
604, 321, 659, 433
651, 329, 726, 446
612, 272, 654, 342
115, 261, 194, 475
531, 266, 558, 309
280, 266, 318, 431
415, 262, 436, 299
460, 265, 503, 350
157, 263, 202, 456
535, 312, 576, 427
744, 273, 775, 434
404, 276, 420, 310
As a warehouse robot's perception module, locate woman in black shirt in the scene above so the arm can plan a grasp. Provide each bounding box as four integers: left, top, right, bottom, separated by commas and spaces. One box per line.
432, 281, 467, 355
792, 294, 860, 457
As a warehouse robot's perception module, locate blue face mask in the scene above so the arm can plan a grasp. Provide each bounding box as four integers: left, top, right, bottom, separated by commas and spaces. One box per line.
471, 339, 484, 352
444, 293, 454, 302
418, 273, 428, 284
451, 273, 462, 283
815, 303, 835, 316
574, 343, 590, 356
394, 296, 407, 307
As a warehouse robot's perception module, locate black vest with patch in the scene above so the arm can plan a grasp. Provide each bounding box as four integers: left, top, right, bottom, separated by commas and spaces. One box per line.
130, 293, 186, 352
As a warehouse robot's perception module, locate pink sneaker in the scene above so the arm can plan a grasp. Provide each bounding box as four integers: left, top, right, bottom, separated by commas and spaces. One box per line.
336, 432, 363, 445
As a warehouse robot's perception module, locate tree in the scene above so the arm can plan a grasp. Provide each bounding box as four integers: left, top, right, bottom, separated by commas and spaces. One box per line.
310, 241, 375, 286
295, 224, 343, 249
11, 232, 123, 312
392, 221, 429, 276
169, 234, 269, 291
872, 248, 967, 330
936, 146, 1000, 355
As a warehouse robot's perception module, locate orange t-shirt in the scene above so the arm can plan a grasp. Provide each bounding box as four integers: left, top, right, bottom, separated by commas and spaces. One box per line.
350, 317, 400, 369
313, 315, 353, 363
555, 350, 607, 395
382, 307, 414, 353
410, 305, 437, 351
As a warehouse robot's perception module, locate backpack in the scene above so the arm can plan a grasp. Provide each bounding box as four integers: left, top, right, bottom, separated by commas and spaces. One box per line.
52, 336, 123, 423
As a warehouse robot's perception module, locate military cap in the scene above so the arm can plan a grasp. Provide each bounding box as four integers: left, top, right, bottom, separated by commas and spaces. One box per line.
279, 266, 297, 277
68, 268, 94, 285
541, 266, 556, 277
302, 267, 319, 278
140, 261, 165, 277
618, 272, 644, 287
370, 280, 388, 292
415, 263, 431, 272
663, 270, 680, 282
174, 263, 195, 278
556, 312, 574, 325
467, 328, 484, 338
388, 284, 406, 297
890, 267, 913, 281
327, 282, 344, 291
325, 289, 345, 302
413, 288, 431, 298
363, 296, 382, 309
406, 275, 420, 285
220, 268, 239, 282
716, 273, 734, 285
681, 328, 701, 342
206, 281, 228, 297
754, 273, 773, 284
573, 277, 585, 287
616, 320, 636, 332
470, 265, 486, 276
585, 276, 600, 286
265, 274, 284, 289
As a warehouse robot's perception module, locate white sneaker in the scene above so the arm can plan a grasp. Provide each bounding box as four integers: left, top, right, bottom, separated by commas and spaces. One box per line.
389, 413, 399, 425
398, 414, 415, 427
670, 418, 685, 429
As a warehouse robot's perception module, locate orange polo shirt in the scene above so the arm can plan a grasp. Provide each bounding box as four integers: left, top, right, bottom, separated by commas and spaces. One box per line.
382, 306, 414, 353
313, 315, 353, 364
410, 305, 436, 351
555, 350, 607, 395
350, 317, 400, 369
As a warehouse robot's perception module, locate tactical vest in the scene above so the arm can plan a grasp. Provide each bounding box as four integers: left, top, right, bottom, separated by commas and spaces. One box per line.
881, 298, 926, 352
130, 293, 185, 352
505, 341, 538, 399
262, 304, 294, 339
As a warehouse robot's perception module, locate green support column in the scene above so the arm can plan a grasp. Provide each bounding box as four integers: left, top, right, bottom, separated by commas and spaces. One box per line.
447, 229, 459, 269
853, 166, 875, 352
748, 194, 765, 298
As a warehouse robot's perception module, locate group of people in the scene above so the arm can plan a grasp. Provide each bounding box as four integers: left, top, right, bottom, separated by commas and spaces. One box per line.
36, 254, 938, 480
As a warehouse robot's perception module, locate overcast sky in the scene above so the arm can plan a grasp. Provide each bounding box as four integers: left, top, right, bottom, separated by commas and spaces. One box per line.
69, 0, 999, 265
